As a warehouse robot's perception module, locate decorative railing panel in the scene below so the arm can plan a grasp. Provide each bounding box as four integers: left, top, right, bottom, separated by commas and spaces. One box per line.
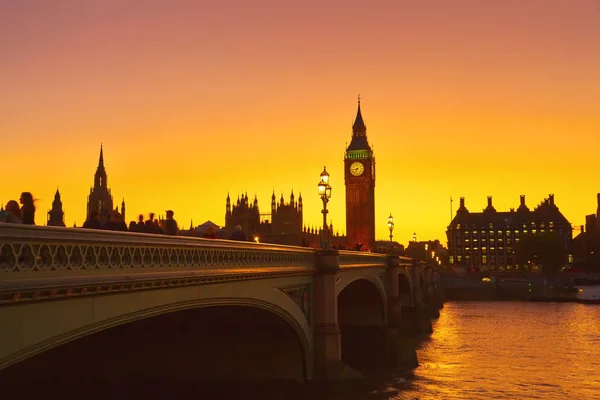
0, 224, 316, 275
338, 250, 387, 268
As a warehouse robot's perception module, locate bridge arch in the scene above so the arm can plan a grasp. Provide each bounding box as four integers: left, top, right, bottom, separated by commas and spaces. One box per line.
337, 277, 386, 326
337, 277, 387, 373
398, 270, 412, 305
0, 298, 311, 388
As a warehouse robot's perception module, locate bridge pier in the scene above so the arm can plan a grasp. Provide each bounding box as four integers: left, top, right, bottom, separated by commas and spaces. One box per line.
313, 249, 363, 380
384, 256, 419, 369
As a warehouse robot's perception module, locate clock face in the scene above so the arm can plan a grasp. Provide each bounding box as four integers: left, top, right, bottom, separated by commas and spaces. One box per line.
350, 162, 365, 176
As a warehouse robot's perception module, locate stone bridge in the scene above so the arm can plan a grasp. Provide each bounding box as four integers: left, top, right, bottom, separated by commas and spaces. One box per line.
0, 223, 443, 387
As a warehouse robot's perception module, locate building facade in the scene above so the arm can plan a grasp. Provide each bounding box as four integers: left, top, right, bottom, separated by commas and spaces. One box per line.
47, 189, 66, 227
447, 195, 572, 271
225, 193, 261, 239
344, 98, 376, 251
86, 145, 125, 221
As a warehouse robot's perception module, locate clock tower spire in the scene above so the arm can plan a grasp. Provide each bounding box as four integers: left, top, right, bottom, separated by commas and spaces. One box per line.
344, 96, 375, 251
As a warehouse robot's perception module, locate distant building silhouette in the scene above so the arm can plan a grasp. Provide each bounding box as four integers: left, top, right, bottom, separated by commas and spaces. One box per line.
86, 145, 125, 221
225, 192, 261, 240
571, 194, 600, 272
447, 195, 572, 272
47, 189, 65, 227
345, 96, 376, 251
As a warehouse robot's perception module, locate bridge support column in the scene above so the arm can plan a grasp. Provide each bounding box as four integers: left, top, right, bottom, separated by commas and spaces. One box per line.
405, 260, 433, 334
385, 255, 419, 369
313, 249, 362, 380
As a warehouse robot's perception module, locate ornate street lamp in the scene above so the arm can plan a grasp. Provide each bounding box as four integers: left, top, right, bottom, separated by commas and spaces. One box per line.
387, 214, 394, 243
318, 166, 332, 249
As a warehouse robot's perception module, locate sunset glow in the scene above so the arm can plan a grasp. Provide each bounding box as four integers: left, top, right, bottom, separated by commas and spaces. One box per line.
2, 0, 599, 242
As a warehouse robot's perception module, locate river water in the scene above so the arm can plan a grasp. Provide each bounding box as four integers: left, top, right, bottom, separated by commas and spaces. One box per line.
378, 301, 600, 399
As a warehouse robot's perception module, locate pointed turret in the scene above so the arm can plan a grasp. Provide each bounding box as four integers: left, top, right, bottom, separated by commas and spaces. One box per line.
290, 190, 295, 207
98, 143, 105, 169
352, 95, 366, 135
121, 198, 126, 221
226, 192, 231, 214
47, 188, 65, 227
346, 95, 372, 151
271, 190, 276, 212
298, 192, 303, 213
253, 194, 258, 208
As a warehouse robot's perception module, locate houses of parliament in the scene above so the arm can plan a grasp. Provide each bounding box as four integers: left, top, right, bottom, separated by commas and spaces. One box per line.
36, 98, 379, 251
224, 98, 377, 250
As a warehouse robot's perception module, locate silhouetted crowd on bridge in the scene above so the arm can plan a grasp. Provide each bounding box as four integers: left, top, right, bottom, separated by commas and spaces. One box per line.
83, 210, 179, 236
0, 192, 36, 225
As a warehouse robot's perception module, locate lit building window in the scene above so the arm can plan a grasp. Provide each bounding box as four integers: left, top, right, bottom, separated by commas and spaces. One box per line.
488, 223, 494, 229
465, 247, 470, 251
540, 223, 545, 228
456, 224, 461, 229
532, 229, 537, 234
568, 254, 573, 263
497, 230, 503, 235
549, 222, 554, 228
523, 230, 528, 234
482, 255, 487, 264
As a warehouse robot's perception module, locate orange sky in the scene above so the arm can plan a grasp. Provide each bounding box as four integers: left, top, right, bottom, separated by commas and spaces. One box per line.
1, 0, 599, 243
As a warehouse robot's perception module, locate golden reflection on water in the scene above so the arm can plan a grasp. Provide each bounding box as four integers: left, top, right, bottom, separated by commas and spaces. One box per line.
393, 302, 600, 400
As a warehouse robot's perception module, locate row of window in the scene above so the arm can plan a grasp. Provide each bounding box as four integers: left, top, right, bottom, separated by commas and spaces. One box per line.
455, 222, 558, 231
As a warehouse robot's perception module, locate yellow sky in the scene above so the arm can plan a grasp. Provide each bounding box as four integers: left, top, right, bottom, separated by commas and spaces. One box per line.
2, 1, 599, 243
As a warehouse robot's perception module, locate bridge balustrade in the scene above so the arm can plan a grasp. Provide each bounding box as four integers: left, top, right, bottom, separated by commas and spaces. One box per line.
0, 223, 316, 305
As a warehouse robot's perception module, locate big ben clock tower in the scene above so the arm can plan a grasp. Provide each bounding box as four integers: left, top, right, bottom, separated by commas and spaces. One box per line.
344, 96, 375, 251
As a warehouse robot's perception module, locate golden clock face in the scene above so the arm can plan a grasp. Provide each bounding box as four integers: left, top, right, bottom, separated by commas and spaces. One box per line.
350, 162, 365, 176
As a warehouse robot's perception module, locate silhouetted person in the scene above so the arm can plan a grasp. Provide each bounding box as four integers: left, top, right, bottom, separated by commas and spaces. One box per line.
164, 210, 178, 236
135, 214, 146, 232
102, 212, 127, 231
230, 225, 246, 241
1, 200, 22, 223
128, 220, 138, 231
145, 213, 159, 233
83, 211, 102, 229
19, 192, 35, 225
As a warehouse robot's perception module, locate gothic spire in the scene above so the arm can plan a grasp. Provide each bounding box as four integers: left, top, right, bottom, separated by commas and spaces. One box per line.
352, 94, 366, 136
98, 143, 105, 169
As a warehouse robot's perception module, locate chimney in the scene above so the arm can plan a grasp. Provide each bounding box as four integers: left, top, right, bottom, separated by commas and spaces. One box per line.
487, 196, 493, 208
460, 197, 465, 208
581, 225, 585, 233
549, 194, 554, 206
520, 195, 525, 207
597, 193, 600, 207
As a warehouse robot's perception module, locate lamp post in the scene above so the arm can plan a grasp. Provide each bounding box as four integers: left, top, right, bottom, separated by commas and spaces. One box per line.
318, 166, 332, 249
387, 213, 394, 243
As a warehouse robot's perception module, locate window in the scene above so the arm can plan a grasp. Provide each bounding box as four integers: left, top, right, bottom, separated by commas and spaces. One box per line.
523, 230, 528, 234
489, 230, 494, 235
456, 224, 461, 229
488, 223, 494, 229
465, 247, 470, 251
540, 223, 545, 228
497, 230, 503, 235
532, 229, 537, 234
482, 255, 488, 264
549, 222, 554, 228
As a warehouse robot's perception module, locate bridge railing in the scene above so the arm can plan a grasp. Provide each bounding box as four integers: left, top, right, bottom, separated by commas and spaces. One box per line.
0, 223, 317, 297
338, 250, 388, 269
